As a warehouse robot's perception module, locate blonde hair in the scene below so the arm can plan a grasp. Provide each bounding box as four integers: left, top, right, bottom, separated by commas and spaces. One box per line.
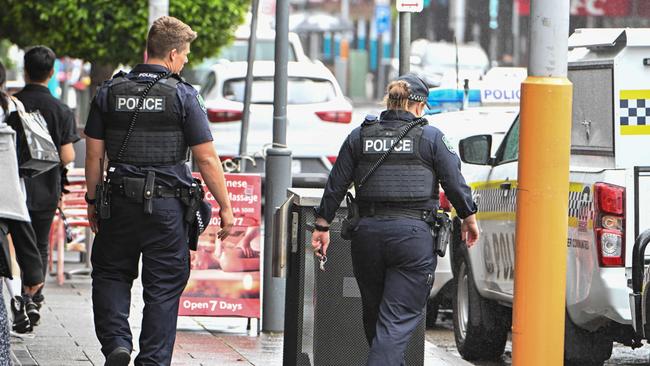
146, 16, 197, 59
384, 80, 420, 110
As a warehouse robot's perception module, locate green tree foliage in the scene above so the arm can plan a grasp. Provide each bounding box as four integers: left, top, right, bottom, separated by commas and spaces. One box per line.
0, 39, 15, 69
0, 0, 248, 68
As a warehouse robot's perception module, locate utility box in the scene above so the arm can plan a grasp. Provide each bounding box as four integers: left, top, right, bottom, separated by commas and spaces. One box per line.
568, 28, 650, 167
281, 188, 425, 366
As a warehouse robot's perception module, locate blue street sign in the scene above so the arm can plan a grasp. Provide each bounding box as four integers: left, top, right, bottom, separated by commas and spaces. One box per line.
375, 5, 391, 35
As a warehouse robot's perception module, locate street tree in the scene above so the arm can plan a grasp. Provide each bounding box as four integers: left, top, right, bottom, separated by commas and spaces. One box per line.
0, 0, 248, 85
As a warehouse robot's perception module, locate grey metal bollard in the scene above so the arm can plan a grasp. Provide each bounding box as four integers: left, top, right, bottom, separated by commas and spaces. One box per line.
263, 147, 292, 332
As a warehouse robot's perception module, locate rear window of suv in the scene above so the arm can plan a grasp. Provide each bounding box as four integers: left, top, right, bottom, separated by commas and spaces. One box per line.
220, 40, 297, 62
223, 77, 337, 104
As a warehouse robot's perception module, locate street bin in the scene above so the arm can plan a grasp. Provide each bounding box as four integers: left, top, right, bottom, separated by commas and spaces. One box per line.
279, 188, 425, 366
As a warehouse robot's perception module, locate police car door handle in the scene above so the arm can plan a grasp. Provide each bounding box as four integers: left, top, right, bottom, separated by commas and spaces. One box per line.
500, 182, 512, 190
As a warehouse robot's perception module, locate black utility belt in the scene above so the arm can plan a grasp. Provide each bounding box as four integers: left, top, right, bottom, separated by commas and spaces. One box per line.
109, 181, 191, 201
359, 206, 430, 220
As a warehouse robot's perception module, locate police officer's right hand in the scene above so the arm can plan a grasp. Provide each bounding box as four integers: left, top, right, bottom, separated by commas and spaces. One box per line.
461, 214, 480, 247
311, 217, 330, 259
88, 204, 99, 233
217, 207, 234, 240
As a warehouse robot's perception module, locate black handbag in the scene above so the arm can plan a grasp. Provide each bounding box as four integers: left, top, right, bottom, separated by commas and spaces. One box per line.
6, 99, 60, 178
340, 118, 427, 240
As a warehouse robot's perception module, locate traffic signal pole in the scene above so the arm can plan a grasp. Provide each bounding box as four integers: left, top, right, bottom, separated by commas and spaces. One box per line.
512, 1, 572, 365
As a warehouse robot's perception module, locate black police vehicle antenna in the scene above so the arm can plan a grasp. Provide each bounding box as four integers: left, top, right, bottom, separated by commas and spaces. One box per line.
116, 72, 171, 162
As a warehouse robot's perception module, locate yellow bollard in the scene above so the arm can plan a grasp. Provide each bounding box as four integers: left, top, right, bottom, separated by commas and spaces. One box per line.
512, 76, 573, 366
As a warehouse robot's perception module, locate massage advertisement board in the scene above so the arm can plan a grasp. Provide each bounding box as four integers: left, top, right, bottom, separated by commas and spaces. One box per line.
179, 173, 262, 318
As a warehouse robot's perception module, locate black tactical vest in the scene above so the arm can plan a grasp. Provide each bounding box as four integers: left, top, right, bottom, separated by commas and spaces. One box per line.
354, 118, 436, 203
104, 73, 189, 166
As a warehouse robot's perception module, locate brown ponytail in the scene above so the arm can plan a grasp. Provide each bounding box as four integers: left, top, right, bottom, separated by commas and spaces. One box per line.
384, 80, 420, 111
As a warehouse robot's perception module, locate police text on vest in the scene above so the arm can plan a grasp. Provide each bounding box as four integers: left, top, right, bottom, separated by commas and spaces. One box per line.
115, 95, 166, 112
363, 138, 414, 154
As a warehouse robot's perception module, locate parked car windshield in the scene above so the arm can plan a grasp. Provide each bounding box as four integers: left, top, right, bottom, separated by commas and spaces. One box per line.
182, 40, 297, 85
219, 40, 297, 62
223, 77, 337, 104
422, 44, 489, 74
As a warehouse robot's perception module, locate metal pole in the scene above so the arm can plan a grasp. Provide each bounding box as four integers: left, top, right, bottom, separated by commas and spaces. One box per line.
375, 31, 384, 99
512, 0, 572, 364
342, 0, 350, 22
449, 0, 466, 44
512, 0, 520, 66
263, 0, 292, 333
239, 0, 260, 172
488, 0, 499, 63
399, 12, 411, 75
148, 0, 169, 28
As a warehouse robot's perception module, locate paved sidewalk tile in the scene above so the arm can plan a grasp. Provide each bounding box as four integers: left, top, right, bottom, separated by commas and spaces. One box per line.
5, 262, 471, 365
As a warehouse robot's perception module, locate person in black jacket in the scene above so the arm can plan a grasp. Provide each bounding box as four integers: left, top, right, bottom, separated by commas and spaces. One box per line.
0, 61, 45, 337
311, 74, 480, 366
14, 46, 79, 321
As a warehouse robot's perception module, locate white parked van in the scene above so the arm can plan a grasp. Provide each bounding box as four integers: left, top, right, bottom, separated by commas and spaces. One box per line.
451, 28, 650, 365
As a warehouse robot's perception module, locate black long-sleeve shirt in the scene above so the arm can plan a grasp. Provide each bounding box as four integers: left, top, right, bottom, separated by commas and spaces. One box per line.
315, 109, 477, 223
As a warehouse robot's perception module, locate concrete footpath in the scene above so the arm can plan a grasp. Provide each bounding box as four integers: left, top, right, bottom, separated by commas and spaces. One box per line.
7, 262, 471, 366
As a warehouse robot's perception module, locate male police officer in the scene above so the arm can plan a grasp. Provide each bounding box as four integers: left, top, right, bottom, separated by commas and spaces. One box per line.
312, 74, 479, 366
84, 17, 234, 366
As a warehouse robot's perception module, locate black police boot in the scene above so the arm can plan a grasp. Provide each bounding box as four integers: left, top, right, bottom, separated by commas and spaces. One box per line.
10, 296, 32, 334
24, 296, 40, 326
105, 347, 130, 366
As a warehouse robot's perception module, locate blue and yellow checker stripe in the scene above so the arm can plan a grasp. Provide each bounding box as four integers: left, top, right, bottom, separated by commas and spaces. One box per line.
620, 90, 650, 135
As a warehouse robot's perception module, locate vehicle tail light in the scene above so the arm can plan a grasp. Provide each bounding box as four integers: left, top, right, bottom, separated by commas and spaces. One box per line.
315, 111, 352, 123
594, 183, 625, 267
326, 156, 337, 165
207, 109, 242, 123
219, 155, 233, 162
596, 183, 625, 215
439, 191, 452, 212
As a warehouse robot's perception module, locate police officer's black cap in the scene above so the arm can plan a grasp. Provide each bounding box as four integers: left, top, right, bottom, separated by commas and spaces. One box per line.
397, 73, 431, 108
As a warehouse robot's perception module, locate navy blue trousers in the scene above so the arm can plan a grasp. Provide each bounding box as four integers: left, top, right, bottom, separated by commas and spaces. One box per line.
351, 217, 436, 366
91, 195, 190, 366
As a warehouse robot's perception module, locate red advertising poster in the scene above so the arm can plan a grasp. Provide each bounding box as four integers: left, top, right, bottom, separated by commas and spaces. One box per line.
517, 0, 630, 17
179, 173, 262, 318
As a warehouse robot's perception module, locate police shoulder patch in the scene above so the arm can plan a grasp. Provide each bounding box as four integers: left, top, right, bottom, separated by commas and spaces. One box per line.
442, 135, 456, 154
362, 114, 378, 126
196, 94, 207, 114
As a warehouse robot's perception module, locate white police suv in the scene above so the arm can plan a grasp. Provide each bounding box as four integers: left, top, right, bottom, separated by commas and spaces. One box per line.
450, 28, 650, 365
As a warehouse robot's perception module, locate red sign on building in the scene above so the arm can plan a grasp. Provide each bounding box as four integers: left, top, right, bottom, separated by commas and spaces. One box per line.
179, 173, 262, 319
517, 0, 631, 17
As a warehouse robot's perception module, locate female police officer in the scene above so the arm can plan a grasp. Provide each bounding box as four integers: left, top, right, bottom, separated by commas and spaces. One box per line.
312, 73, 480, 366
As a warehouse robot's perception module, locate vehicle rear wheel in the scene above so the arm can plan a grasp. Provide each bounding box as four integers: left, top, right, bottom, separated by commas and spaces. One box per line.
426, 297, 439, 328
564, 310, 612, 366
452, 252, 508, 361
